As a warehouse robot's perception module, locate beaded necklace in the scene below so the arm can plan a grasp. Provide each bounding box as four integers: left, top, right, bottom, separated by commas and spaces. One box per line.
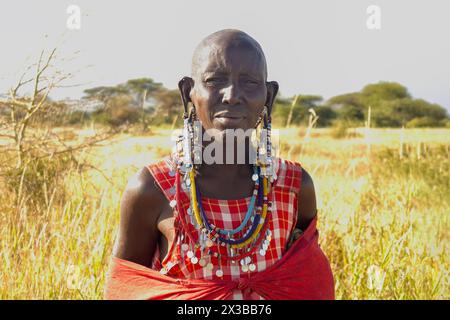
174, 162, 274, 275
194, 172, 266, 247
190, 166, 260, 235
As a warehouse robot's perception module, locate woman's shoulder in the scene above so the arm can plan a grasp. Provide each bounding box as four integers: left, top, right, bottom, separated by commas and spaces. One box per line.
118, 154, 175, 211
146, 153, 176, 175
114, 164, 166, 267
122, 165, 167, 206
144, 154, 177, 201
274, 157, 303, 194
277, 157, 317, 230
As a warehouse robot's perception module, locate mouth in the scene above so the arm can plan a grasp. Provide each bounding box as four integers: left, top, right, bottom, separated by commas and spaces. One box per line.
214, 112, 245, 119
214, 113, 246, 127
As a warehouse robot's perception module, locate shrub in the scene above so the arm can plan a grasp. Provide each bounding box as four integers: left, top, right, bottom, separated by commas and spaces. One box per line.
406, 117, 445, 128
3, 153, 76, 210
330, 120, 349, 139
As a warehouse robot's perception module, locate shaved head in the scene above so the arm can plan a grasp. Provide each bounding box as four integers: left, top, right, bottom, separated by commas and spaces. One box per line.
191, 29, 268, 80
179, 29, 278, 132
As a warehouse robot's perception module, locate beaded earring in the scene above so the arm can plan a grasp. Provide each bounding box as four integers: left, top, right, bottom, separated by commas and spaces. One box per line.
176, 78, 196, 174
257, 106, 274, 183
171, 89, 275, 276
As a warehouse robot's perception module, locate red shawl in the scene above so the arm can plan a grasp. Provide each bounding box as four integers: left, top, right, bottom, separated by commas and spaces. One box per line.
104, 217, 334, 300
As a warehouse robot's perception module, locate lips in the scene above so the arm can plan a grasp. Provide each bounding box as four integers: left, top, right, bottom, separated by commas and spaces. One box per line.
214, 112, 245, 119
214, 112, 246, 127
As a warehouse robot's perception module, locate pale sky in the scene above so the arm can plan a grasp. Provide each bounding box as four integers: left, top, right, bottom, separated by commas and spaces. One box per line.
1, 0, 449, 112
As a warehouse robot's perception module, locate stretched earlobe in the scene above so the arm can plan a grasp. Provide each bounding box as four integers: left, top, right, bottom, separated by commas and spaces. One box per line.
265, 81, 279, 116
178, 76, 194, 115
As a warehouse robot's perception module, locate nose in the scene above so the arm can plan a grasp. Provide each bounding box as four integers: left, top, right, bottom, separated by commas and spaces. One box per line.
221, 83, 242, 106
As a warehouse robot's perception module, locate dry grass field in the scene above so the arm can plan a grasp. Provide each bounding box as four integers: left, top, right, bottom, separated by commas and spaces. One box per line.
0, 126, 448, 299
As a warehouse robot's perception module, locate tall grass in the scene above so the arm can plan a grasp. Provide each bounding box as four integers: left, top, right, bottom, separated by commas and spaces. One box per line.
0, 127, 448, 299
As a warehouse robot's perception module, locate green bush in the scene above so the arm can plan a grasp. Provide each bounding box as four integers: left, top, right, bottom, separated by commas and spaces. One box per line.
4, 153, 75, 209
330, 120, 348, 139
406, 117, 439, 128
66, 111, 90, 125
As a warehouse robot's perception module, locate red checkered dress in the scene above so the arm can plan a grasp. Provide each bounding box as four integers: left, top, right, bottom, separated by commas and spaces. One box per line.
146, 155, 302, 300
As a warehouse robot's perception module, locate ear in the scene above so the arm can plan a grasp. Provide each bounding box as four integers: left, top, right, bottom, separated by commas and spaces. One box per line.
178, 76, 195, 113
265, 81, 279, 116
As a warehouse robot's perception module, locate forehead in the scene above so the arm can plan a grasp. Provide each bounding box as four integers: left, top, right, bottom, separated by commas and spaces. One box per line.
192, 39, 267, 78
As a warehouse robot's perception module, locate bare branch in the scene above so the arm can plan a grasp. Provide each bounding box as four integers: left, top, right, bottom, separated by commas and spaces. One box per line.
32, 48, 56, 106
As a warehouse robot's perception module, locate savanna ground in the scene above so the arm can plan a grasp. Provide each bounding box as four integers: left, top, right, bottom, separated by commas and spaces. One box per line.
0, 126, 448, 299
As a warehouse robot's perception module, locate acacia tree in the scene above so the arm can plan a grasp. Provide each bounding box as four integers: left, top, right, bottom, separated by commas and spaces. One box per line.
124, 78, 162, 131
152, 88, 183, 127
83, 78, 163, 131
272, 94, 324, 127
0, 48, 62, 168
0, 48, 114, 201
326, 82, 448, 127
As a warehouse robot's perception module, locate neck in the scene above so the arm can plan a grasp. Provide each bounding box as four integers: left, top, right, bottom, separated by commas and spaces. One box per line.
198, 131, 257, 163
196, 162, 254, 181
195, 135, 256, 182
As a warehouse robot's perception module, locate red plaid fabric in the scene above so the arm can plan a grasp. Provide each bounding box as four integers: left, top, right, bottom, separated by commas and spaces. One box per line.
146, 155, 302, 300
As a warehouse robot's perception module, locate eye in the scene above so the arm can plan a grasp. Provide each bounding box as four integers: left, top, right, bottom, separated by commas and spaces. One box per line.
205, 77, 226, 86
242, 78, 260, 87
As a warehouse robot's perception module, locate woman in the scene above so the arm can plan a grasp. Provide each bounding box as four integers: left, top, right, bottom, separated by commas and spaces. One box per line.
105, 29, 334, 300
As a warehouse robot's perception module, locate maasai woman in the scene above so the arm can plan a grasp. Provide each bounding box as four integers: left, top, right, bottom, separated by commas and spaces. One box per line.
105, 29, 334, 300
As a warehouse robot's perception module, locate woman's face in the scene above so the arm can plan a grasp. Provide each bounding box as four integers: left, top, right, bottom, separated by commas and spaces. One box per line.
189, 43, 269, 132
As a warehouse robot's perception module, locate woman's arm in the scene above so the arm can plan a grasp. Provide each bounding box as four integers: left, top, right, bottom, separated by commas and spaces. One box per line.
296, 168, 318, 231
112, 167, 165, 268
286, 168, 317, 249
